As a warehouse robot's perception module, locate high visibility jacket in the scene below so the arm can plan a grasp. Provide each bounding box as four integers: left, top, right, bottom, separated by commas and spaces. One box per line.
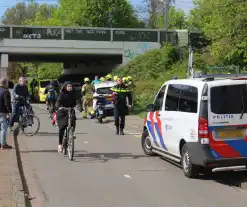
82, 83, 94, 99
111, 84, 132, 106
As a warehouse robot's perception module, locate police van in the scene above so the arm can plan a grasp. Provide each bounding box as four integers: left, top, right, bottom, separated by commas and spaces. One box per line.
142, 69, 247, 178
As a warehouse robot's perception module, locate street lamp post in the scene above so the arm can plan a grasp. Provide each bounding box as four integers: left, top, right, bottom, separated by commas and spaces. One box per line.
159, 0, 173, 43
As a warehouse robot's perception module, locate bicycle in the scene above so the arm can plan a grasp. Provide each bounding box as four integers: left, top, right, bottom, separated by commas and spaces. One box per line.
57, 107, 76, 161
17, 99, 40, 136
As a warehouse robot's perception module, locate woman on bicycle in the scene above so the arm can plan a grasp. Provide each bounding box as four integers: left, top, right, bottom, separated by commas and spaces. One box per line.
55, 82, 82, 153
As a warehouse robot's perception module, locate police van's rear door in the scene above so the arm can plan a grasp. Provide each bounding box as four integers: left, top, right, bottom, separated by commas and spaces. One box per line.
208, 79, 247, 158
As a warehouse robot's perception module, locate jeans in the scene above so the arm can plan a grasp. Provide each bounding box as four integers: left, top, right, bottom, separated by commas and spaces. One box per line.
0, 114, 8, 145
9, 102, 32, 127
9, 103, 19, 127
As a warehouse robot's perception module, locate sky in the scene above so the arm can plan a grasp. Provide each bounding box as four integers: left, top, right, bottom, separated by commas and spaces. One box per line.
0, 0, 194, 20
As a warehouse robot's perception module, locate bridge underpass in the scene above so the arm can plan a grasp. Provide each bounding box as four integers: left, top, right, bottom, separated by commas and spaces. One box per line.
2, 53, 122, 82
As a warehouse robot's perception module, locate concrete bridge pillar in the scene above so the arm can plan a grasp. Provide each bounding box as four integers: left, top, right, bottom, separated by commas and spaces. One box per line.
0, 54, 8, 78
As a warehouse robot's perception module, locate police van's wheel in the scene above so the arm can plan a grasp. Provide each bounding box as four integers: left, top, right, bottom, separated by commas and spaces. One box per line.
181, 144, 199, 178
141, 130, 155, 156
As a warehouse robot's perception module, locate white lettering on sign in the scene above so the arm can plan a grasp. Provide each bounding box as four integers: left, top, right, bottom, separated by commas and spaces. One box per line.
115, 31, 125, 35
23, 33, 41, 39
64, 28, 107, 35
46, 28, 61, 36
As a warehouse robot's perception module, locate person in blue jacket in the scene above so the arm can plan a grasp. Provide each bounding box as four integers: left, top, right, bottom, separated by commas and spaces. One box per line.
91, 76, 101, 84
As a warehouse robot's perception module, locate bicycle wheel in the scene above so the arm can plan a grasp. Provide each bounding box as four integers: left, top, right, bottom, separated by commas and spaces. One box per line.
22, 114, 40, 136
67, 127, 74, 161
63, 128, 67, 155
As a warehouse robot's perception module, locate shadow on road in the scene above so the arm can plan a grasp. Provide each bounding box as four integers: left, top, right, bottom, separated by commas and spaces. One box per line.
21, 149, 58, 153
35, 132, 88, 136
102, 119, 114, 124
206, 171, 247, 188
74, 152, 149, 163
160, 157, 247, 189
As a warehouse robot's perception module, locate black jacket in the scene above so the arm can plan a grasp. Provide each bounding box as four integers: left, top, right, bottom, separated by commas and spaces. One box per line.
13, 83, 29, 99
111, 84, 132, 115
0, 87, 12, 113
55, 89, 81, 109
55, 89, 82, 128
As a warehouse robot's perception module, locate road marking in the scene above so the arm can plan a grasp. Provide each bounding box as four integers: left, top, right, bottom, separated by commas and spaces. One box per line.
128, 132, 141, 135
124, 174, 132, 179
84, 141, 88, 144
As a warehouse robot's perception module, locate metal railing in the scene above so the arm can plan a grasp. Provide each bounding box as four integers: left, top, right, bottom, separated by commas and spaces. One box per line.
0, 25, 187, 45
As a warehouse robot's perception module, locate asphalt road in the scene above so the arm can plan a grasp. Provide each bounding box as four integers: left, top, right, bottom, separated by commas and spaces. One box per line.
18, 104, 247, 207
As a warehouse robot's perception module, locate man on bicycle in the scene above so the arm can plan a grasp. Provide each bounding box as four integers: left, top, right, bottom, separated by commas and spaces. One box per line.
55, 82, 82, 153
9, 77, 32, 130
44, 81, 59, 115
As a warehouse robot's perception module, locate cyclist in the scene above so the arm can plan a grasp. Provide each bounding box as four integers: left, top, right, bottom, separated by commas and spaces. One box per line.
44, 81, 59, 114
9, 77, 32, 130
55, 82, 82, 153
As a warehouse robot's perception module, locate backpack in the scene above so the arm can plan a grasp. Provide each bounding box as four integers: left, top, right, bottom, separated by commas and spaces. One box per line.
47, 88, 57, 100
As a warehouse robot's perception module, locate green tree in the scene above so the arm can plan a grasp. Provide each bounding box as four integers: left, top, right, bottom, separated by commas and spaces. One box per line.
28, 63, 62, 79
31, 0, 144, 27
2, 2, 56, 25
188, 0, 247, 67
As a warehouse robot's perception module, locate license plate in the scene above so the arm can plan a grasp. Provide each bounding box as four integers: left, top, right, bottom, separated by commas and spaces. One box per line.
218, 129, 245, 139
99, 110, 103, 115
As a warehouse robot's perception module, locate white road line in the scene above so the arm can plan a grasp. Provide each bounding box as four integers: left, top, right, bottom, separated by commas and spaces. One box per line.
124, 174, 132, 179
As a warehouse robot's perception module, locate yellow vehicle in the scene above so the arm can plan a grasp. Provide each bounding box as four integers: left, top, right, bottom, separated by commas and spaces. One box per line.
38, 79, 53, 102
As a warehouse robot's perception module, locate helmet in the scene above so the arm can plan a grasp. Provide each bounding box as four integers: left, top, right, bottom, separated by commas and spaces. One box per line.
100, 77, 105, 82
113, 76, 118, 81
127, 76, 132, 81
123, 77, 127, 82
84, 77, 90, 82
105, 74, 112, 80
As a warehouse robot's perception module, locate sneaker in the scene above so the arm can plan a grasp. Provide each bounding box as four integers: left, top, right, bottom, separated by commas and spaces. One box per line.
58, 144, 62, 153
1, 144, 12, 150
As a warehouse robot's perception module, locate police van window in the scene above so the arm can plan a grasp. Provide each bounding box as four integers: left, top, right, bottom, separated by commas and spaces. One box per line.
165, 84, 198, 113
211, 84, 247, 114
165, 84, 180, 111
179, 85, 198, 113
154, 85, 166, 111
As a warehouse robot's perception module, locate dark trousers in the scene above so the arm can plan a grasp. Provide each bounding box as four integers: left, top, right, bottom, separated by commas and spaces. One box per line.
114, 108, 125, 129
59, 127, 66, 145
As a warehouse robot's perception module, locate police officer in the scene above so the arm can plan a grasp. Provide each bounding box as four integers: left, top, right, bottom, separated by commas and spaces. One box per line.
81, 77, 94, 118
111, 78, 132, 135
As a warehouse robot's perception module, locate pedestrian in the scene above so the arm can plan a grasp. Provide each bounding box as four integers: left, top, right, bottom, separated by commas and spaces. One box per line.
0, 77, 12, 149
91, 75, 101, 84
111, 78, 132, 135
